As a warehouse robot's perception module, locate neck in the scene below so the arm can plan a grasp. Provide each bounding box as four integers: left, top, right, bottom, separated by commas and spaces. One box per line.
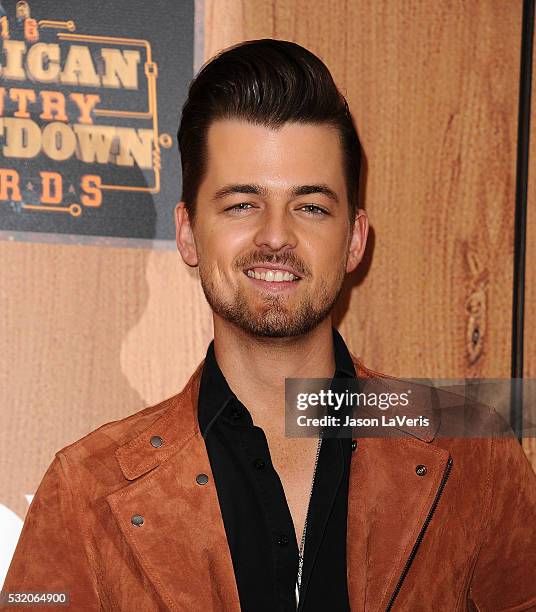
212, 317, 336, 434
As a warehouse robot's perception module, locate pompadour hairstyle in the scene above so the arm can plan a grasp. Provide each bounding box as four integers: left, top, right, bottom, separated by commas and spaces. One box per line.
177, 38, 362, 226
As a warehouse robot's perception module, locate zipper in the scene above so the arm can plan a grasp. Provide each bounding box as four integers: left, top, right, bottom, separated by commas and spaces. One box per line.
385, 456, 454, 611
295, 435, 323, 609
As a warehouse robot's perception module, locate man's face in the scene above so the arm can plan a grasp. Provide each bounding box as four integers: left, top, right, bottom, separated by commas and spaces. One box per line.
176, 119, 367, 338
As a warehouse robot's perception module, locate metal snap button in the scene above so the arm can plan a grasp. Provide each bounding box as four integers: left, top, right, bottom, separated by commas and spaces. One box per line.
196, 473, 209, 485
415, 464, 427, 476
131, 514, 144, 527
150, 435, 163, 448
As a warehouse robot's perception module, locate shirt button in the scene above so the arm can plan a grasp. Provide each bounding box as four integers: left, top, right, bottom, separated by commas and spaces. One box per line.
351, 440, 358, 451
253, 458, 266, 470
276, 534, 289, 546
230, 408, 241, 420
415, 464, 427, 476
196, 473, 209, 485
131, 514, 144, 527
150, 435, 163, 448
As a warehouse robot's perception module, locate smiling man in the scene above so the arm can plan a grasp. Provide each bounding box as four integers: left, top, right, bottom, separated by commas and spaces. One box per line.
174, 110, 366, 610
3, 39, 536, 612
172, 43, 368, 609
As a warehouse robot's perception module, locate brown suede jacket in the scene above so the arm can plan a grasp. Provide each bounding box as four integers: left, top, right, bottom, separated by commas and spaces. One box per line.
2, 355, 536, 611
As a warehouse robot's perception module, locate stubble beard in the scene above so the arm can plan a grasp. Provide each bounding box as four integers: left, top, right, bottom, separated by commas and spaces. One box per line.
198, 263, 346, 338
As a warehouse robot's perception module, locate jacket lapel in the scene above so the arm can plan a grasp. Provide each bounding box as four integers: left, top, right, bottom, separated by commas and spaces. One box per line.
106, 361, 241, 612
347, 437, 451, 610
348, 357, 451, 610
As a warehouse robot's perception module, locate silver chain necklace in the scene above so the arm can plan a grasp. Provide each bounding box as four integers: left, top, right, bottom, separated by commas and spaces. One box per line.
295, 435, 323, 608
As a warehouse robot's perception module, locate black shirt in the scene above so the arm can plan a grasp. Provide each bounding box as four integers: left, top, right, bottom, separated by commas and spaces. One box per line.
197, 327, 357, 612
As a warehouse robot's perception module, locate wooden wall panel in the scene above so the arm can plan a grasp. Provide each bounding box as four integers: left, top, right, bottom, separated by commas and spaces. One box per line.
338, 2, 521, 381
1, 1, 532, 531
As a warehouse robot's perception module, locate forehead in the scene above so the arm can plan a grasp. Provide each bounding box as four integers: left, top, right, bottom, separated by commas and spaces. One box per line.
203, 119, 345, 190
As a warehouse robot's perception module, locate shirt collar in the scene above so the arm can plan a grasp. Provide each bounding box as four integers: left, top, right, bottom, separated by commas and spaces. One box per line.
198, 326, 357, 438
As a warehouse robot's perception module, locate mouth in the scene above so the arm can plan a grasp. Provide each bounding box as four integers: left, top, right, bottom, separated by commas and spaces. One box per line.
244, 266, 302, 282
242, 266, 302, 291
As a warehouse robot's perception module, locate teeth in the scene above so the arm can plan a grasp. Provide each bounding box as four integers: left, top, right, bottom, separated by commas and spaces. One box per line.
246, 269, 299, 282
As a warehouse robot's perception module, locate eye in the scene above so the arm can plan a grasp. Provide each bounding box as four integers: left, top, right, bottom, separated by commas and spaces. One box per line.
300, 204, 329, 216
225, 203, 254, 213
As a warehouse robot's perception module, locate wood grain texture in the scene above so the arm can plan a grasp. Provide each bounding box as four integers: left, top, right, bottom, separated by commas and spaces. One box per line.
336, 1, 520, 381
1, 0, 532, 524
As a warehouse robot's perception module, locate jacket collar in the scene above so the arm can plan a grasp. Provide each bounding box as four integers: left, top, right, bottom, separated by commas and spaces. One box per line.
354, 363, 442, 443
115, 359, 204, 480
116, 348, 440, 482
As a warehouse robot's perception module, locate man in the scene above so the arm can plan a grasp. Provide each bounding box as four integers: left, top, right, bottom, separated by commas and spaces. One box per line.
2, 39, 536, 612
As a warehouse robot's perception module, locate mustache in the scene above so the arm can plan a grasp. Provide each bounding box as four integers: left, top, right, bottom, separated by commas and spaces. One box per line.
236, 253, 308, 277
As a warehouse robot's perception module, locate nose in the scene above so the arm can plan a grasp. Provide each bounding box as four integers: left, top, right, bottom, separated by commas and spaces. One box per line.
253, 206, 297, 252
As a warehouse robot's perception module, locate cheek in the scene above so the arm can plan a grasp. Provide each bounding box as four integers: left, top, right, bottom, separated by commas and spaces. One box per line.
200, 233, 246, 284
314, 240, 347, 272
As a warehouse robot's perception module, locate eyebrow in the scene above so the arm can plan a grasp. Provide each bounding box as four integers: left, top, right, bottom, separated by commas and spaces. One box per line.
211, 183, 340, 204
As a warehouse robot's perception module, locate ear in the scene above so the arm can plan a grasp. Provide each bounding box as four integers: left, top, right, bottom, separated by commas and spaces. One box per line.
346, 208, 369, 273
174, 202, 198, 267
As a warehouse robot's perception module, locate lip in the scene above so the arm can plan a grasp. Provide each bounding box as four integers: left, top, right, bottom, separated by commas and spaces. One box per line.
243, 264, 303, 279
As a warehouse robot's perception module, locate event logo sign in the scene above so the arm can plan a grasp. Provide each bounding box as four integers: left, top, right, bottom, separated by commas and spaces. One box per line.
0, 0, 195, 245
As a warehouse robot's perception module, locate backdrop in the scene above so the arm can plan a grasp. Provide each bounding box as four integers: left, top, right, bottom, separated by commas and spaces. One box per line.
1, 0, 534, 584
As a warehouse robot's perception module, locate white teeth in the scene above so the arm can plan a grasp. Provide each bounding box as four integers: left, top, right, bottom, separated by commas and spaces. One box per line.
246, 269, 299, 282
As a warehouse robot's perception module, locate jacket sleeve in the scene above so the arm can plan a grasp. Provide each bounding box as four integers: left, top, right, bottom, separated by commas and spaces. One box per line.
468, 418, 536, 612
1, 453, 100, 611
